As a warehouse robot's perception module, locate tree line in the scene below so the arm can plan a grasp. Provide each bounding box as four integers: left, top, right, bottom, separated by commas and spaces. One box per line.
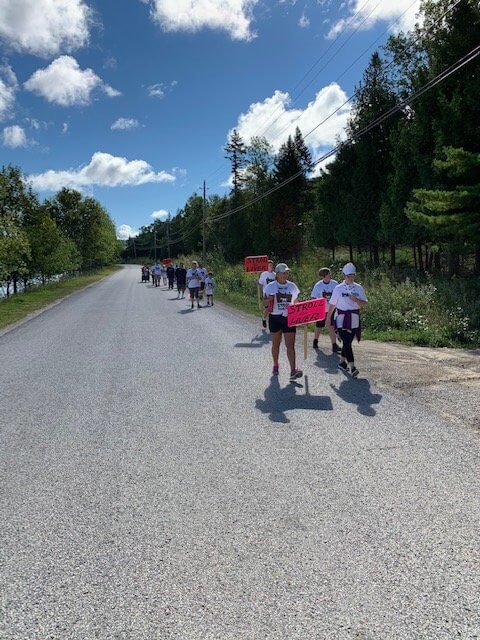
0, 166, 119, 296
122, 0, 480, 275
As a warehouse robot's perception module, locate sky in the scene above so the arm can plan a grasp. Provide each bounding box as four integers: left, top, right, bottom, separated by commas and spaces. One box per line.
0, 0, 422, 239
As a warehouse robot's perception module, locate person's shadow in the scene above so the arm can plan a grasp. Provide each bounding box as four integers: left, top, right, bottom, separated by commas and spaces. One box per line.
255, 375, 333, 424
330, 379, 382, 417
235, 330, 271, 349
313, 349, 339, 376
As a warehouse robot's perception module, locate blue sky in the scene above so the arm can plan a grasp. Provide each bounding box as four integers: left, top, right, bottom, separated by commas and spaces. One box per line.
0, 0, 420, 239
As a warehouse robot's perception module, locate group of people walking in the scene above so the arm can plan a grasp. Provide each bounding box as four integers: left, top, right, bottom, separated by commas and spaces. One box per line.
258, 260, 368, 381
141, 260, 215, 308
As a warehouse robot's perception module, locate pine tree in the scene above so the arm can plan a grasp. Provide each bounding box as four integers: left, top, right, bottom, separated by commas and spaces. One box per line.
225, 129, 247, 195
406, 146, 480, 273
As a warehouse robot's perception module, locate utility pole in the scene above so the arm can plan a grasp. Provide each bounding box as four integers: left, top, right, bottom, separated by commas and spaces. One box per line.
154, 230, 157, 261
202, 180, 207, 264
132, 236, 137, 259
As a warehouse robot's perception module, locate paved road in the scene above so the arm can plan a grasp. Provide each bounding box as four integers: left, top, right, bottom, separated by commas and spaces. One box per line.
1, 265, 479, 639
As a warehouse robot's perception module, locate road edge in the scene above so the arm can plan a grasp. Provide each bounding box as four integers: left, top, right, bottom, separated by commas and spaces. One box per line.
0, 267, 121, 340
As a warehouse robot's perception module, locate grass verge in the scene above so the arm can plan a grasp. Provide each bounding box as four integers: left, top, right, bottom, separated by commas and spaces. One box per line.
0, 266, 119, 331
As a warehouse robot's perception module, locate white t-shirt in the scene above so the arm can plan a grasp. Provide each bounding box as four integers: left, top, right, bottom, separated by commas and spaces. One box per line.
197, 267, 207, 282
310, 279, 338, 302
205, 277, 215, 295
264, 280, 300, 317
329, 281, 368, 329
258, 270, 276, 293
187, 268, 201, 288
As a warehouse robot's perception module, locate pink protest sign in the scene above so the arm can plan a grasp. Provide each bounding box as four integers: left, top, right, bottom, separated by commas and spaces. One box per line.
287, 298, 327, 328
244, 255, 269, 273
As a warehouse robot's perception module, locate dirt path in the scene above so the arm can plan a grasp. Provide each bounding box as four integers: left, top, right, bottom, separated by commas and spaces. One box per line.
361, 340, 480, 432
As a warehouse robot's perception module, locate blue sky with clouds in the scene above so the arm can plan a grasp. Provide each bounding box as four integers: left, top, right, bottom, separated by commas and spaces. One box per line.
0, 0, 420, 239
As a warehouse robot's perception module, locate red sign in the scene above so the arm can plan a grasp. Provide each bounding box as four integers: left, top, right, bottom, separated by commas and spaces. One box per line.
287, 298, 327, 328
244, 255, 269, 273
162, 258, 173, 265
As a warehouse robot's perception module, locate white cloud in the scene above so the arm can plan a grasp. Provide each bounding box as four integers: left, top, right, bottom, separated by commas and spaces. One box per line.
147, 80, 177, 99
232, 82, 351, 154
151, 209, 169, 220
0, 64, 18, 120
62, 122, 69, 134
2, 124, 27, 147
111, 117, 140, 130
28, 151, 177, 191
117, 224, 139, 240
299, 13, 310, 28
148, 83, 165, 98
0, 0, 92, 57
142, 0, 259, 41
328, 0, 421, 39
24, 56, 120, 107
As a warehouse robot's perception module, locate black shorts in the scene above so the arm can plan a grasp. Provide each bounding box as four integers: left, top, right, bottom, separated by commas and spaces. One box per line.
316, 315, 334, 329
268, 314, 296, 334
200, 282, 205, 291
189, 287, 200, 299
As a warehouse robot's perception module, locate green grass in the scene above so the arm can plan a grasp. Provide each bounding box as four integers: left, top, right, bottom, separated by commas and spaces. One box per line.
205, 251, 480, 349
0, 266, 119, 331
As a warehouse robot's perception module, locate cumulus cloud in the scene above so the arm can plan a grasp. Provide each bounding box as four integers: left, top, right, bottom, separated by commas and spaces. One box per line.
111, 117, 140, 130
117, 224, 139, 240
299, 13, 310, 28
62, 122, 69, 134
151, 209, 169, 220
0, 64, 18, 120
0, 0, 92, 57
141, 0, 259, 41
232, 82, 351, 154
328, 0, 421, 39
28, 151, 177, 191
2, 125, 27, 148
24, 56, 120, 107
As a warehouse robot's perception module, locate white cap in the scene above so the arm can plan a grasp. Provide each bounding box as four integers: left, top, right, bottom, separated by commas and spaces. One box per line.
275, 262, 291, 274
342, 262, 356, 276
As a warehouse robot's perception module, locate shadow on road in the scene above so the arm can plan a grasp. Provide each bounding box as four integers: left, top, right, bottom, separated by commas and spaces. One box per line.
178, 308, 195, 314
313, 349, 340, 376
235, 330, 271, 349
255, 374, 333, 424
330, 379, 382, 417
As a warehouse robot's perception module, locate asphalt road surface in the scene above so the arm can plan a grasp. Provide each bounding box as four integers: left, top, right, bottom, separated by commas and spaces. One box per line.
1, 265, 479, 639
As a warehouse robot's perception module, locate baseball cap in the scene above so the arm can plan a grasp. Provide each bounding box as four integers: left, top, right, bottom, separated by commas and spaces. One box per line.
275, 263, 291, 274
342, 262, 356, 276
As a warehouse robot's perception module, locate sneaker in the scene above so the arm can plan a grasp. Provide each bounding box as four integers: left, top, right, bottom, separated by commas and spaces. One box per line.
262, 319, 267, 329
350, 366, 359, 378
272, 364, 279, 376
332, 343, 339, 354
338, 361, 348, 372
289, 369, 303, 381
313, 339, 319, 349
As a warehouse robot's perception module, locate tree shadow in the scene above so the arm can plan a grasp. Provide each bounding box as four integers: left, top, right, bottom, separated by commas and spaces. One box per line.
330, 379, 382, 417
255, 375, 333, 424
235, 330, 271, 349
313, 349, 340, 376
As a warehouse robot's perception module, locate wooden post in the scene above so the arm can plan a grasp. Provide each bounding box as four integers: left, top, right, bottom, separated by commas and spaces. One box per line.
304, 326, 308, 361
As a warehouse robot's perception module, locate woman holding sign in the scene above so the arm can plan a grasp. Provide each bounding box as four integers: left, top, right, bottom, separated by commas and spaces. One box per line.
327, 263, 368, 378
264, 263, 303, 381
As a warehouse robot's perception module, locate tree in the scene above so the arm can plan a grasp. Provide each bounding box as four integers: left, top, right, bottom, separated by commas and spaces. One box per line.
225, 129, 247, 195
406, 147, 480, 273
26, 208, 79, 281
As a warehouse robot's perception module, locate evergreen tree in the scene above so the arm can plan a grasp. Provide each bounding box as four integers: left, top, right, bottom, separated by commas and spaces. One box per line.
225, 129, 247, 195
406, 147, 480, 273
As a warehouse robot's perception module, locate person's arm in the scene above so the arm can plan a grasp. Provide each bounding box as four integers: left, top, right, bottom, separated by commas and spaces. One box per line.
350, 295, 368, 307
326, 302, 336, 323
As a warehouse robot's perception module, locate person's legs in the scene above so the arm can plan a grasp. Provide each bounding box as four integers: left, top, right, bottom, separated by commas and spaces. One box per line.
329, 324, 338, 349
284, 331, 297, 372
271, 331, 282, 369
338, 329, 354, 364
